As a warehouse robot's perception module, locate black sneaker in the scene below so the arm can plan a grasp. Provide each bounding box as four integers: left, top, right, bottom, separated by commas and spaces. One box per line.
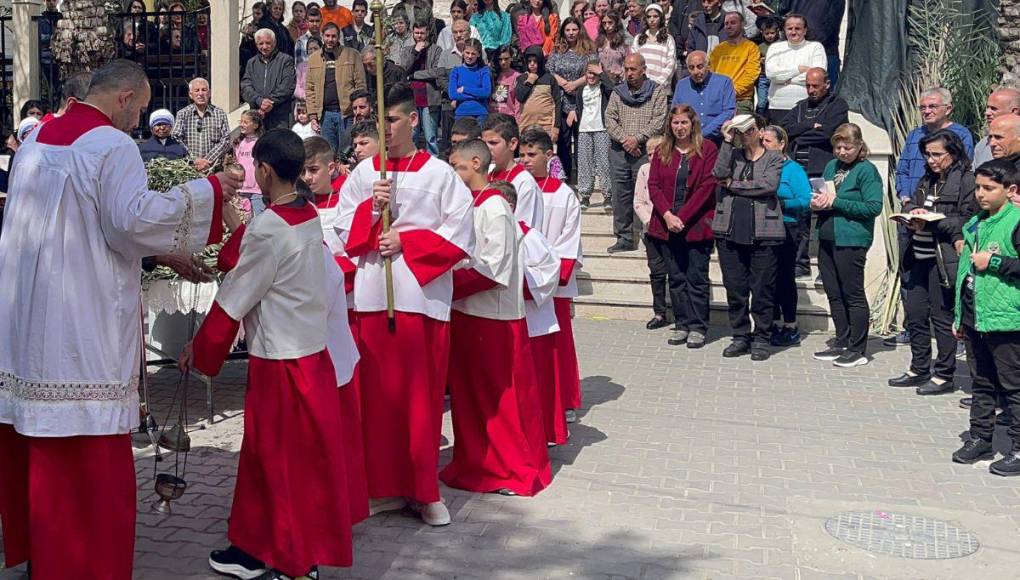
253, 571, 291, 580
916, 379, 955, 396
209, 546, 266, 579
771, 327, 802, 347
952, 438, 994, 464
833, 351, 869, 368
989, 453, 1020, 477
606, 241, 636, 253
722, 340, 750, 358
882, 330, 910, 347
795, 267, 812, 280
750, 347, 770, 361
813, 347, 844, 361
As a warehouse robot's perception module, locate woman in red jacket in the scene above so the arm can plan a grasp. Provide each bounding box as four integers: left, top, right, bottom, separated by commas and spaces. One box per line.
647, 104, 719, 349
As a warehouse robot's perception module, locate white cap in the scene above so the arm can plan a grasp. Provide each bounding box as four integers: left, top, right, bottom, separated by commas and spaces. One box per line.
645, 3, 664, 14
17, 117, 40, 143
149, 109, 175, 128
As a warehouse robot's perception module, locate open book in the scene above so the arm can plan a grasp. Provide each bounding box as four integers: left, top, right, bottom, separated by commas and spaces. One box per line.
889, 212, 946, 225
749, 2, 776, 14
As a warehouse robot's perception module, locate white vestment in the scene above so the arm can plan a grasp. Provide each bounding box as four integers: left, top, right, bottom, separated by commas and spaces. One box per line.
452, 191, 526, 320
520, 222, 561, 337
0, 102, 221, 437
540, 177, 583, 298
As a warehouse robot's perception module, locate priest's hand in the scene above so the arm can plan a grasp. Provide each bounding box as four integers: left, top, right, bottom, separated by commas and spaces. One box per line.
155, 254, 215, 283
379, 228, 402, 257
373, 178, 393, 211
213, 169, 243, 200
194, 158, 212, 172
178, 342, 194, 373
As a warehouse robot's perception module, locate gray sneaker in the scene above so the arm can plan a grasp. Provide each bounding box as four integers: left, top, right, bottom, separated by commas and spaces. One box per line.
667, 327, 689, 345
686, 331, 706, 349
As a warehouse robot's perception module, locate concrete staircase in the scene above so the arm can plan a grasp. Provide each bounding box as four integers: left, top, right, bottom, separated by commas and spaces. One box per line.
573, 197, 833, 331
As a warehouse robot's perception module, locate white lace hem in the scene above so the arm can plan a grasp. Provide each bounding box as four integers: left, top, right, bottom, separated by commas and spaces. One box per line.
0, 388, 139, 437
143, 279, 218, 315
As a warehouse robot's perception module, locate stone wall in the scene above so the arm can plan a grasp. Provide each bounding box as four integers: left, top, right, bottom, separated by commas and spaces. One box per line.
998, 0, 1020, 85
50, 0, 117, 75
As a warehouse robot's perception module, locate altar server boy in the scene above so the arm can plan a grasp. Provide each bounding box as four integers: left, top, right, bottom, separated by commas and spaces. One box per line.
336, 83, 475, 526
183, 129, 355, 579
440, 140, 552, 496
483, 113, 544, 228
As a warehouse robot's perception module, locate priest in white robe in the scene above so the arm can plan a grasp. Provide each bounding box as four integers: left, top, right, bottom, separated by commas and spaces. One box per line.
0, 60, 239, 579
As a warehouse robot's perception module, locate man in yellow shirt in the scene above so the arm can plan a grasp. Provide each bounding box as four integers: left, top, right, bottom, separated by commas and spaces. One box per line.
708, 11, 760, 114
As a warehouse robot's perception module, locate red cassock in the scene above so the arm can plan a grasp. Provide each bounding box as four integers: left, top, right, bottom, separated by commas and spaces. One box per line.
196, 204, 352, 575
335, 152, 475, 505
439, 189, 551, 496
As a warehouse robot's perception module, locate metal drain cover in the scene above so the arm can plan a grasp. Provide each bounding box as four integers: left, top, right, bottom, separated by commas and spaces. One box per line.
824, 511, 980, 559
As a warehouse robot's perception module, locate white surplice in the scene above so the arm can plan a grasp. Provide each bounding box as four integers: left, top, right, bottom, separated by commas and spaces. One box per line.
490, 163, 544, 229
0, 102, 222, 437
452, 191, 526, 320
519, 222, 561, 337
539, 177, 583, 298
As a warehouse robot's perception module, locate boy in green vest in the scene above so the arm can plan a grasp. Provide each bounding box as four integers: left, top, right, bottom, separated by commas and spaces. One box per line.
952, 159, 1020, 476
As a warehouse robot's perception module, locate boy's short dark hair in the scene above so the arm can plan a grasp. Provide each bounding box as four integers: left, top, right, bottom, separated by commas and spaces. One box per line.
306, 5, 320, 17
450, 116, 482, 140
975, 159, 1020, 188
519, 126, 554, 152
303, 135, 334, 163
481, 113, 520, 143
252, 128, 305, 183
385, 82, 416, 114
352, 0, 367, 9
450, 138, 492, 169
351, 119, 379, 140
489, 180, 517, 209
756, 15, 781, 31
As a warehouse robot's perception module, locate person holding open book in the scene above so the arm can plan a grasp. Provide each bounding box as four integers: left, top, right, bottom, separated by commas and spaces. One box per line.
888, 129, 977, 395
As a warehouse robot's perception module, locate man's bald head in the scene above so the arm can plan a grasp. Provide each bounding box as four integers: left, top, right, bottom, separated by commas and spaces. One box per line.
805, 67, 829, 102
87, 59, 149, 97
989, 114, 1020, 159
985, 88, 1020, 126
624, 53, 647, 88
686, 50, 709, 84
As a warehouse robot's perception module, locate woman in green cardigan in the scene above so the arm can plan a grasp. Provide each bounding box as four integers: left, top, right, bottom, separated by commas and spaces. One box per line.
810, 123, 884, 368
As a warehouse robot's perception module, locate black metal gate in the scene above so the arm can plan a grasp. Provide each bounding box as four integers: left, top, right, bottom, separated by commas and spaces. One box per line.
0, 15, 13, 138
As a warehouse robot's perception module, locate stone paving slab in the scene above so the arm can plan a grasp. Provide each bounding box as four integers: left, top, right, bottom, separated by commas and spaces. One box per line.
2, 320, 1020, 579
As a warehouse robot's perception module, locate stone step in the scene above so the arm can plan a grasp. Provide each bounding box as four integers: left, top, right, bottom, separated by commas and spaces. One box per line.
580, 255, 825, 290
572, 296, 833, 332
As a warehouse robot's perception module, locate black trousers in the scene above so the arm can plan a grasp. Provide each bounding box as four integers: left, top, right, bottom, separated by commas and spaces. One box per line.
647, 234, 713, 333
608, 144, 645, 246
439, 107, 455, 158
817, 241, 870, 355
773, 220, 801, 325
964, 328, 1020, 451
902, 258, 957, 380
557, 120, 578, 183
644, 232, 668, 317
794, 212, 812, 274
717, 239, 777, 346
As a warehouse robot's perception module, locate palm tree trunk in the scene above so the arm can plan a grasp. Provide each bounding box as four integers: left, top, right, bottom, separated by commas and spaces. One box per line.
999, 0, 1020, 84
50, 0, 117, 76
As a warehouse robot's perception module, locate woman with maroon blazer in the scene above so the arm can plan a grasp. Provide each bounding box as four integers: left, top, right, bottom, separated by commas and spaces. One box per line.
647, 104, 719, 349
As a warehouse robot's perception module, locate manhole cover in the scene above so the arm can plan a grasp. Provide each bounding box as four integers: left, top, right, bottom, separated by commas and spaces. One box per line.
824, 511, 979, 559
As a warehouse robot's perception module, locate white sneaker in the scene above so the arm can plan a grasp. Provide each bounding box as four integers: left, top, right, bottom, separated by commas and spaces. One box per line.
368, 496, 407, 516
415, 500, 451, 526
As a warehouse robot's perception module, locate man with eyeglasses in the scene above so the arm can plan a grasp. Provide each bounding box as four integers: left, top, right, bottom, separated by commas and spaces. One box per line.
172, 77, 231, 172
885, 87, 975, 347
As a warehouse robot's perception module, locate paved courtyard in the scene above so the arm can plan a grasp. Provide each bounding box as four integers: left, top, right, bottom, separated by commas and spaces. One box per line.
3, 319, 1020, 579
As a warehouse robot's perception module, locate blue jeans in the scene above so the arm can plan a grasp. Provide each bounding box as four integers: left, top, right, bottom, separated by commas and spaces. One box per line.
321, 110, 345, 154
827, 54, 841, 93
755, 75, 770, 115
413, 107, 439, 155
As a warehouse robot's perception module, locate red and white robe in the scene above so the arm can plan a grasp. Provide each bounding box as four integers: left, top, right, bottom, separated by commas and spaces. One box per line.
519, 221, 569, 445
315, 188, 369, 525
0, 101, 223, 579
195, 202, 354, 575
439, 189, 551, 496
534, 176, 583, 412
335, 152, 474, 504
490, 163, 544, 228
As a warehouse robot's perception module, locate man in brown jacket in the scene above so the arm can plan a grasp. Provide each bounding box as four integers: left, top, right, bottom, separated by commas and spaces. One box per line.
306, 23, 367, 154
